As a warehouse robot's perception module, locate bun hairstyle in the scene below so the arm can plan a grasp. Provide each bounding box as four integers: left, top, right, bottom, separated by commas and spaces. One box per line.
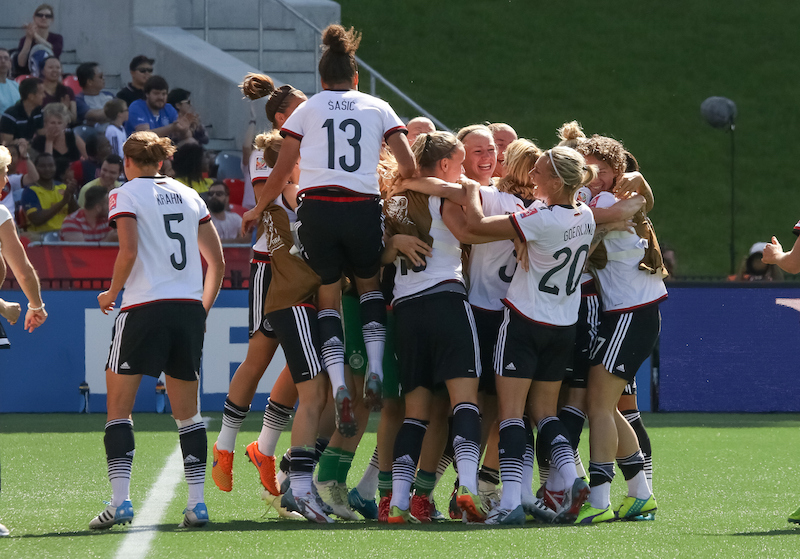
240, 73, 305, 129
497, 139, 542, 197
557, 120, 586, 149
318, 24, 361, 85
546, 146, 598, 206
576, 134, 627, 178
254, 130, 283, 168
123, 131, 176, 167
411, 131, 461, 171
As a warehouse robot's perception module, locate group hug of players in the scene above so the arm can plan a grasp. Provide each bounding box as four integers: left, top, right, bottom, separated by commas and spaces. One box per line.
90, 24, 667, 529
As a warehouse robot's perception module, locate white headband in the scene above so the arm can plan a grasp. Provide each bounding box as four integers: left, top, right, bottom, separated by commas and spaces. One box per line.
548, 150, 564, 182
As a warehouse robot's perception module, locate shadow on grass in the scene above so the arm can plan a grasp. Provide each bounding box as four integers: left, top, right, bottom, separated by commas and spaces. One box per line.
730, 528, 800, 537
10, 519, 571, 538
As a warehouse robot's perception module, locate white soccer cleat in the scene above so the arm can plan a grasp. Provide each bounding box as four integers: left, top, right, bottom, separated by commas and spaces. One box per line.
294, 491, 335, 523
179, 502, 209, 528
314, 478, 359, 520
89, 500, 134, 529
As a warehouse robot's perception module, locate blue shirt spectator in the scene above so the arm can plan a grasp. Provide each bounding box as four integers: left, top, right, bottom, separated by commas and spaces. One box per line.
124, 75, 179, 136
0, 49, 20, 115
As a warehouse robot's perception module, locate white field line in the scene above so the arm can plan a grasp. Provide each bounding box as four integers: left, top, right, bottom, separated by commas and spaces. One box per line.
114, 445, 184, 559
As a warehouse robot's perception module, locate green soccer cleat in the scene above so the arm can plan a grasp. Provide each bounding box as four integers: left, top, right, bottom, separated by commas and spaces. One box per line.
615, 495, 658, 521
789, 505, 800, 525
574, 502, 615, 524
387, 505, 420, 524
456, 485, 487, 523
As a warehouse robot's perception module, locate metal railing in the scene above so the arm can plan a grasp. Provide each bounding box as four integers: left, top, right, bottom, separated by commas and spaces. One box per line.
201, 0, 449, 129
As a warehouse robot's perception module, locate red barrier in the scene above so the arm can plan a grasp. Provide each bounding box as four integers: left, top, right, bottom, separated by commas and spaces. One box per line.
2, 243, 252, 289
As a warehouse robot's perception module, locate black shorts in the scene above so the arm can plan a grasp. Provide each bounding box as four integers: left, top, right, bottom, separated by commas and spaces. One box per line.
472, 306, 503, 395
266, 304, 323, 384
106, 301, 206, 381
589, 304, 661, 383
0, 321, 9, 349
394, 292, 480, 394
494, 307, 575, 382
248, 261, 277, 339
296, 192, 383, 285
567, 294, 600, 389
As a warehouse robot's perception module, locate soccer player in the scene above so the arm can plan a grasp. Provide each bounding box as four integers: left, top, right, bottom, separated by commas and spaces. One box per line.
211, 73, 307, 499
461, 146, 599, 525
761, 222, 800, 525
242, 24, 416, 435
89, 131, 224, 529
574, 135, 665, 524
0, 144, 47, 537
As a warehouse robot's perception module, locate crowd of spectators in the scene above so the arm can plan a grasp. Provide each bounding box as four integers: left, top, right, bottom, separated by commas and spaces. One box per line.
0, 3, 249, 248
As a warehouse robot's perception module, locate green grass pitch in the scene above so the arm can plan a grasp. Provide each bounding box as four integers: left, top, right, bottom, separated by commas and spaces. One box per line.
1, 413, 799, 558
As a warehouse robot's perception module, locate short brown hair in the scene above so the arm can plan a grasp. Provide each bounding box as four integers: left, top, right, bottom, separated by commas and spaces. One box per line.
104, 98, 128, 121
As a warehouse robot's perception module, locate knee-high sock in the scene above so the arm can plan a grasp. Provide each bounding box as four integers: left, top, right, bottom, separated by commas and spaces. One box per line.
622, 409, 653, 488
257, 398, 293, 455
105, 418, 135, 507
538, 416, 577, 491
177, 418, 207, 509
452, 402, 481, 495
217, 398, 249, 452
498, 418, 526, 511
360, 291, 387, 381
390, 419, 428, 510
318, 309, 346, 393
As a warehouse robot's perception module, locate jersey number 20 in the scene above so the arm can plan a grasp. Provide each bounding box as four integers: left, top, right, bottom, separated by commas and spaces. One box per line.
538, 244, 589, 296
323, 118, 361, 172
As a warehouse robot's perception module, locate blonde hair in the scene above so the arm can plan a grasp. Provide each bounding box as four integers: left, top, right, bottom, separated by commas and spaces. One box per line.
496, 139, 542, 198
456, 124, 493, 144
254, 130, 282, 168
0, 145, 11, 172
557, 120, 586, 149
487, 122, 517, 137
546, 146, 598, 206
123, 131, 176, 167
42, 102, 70, 123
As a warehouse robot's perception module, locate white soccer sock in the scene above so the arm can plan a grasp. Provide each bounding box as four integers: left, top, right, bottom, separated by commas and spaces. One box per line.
588, 482, 611, 510
626, 470, 652, 500
356, 449, 380, 500
111, 478, 130, 507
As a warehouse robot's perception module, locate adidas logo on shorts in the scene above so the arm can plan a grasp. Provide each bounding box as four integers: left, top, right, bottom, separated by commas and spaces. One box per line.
615, 364, 626, 373
505, 363, 517, 371
120, 362, 131, 370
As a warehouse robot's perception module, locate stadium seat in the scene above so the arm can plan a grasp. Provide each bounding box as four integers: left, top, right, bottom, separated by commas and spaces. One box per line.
15, 74, 31, 84
229, 203, 247, 217
62, 75, 82, 96
73, 125, 97, 143
215, 151, 244, 181
224, 178, 245, 205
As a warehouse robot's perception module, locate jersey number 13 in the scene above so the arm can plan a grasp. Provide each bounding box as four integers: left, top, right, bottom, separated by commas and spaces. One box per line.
323, 118, 362, 172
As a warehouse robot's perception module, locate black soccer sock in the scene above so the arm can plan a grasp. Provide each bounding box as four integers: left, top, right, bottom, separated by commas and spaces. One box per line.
622, 409, 653, 487
498, 418, 526, 510
558, 405, 586, 451
391, 418, 428, 510
105, 418, 135, 507
217, 397, 249, 452
318, 309, 346, 392
359, 291, 387, 379
522, 415, 536, 494
617, 450, 645, 481
588, 461, 615, 487
535, 421, 551, 485
315, 437, 330, 461
538, 416, 576, 488
289, 446, 317, 496
478, 465, 501, 486
452, 402, 482, 494
178, 419, 207, 508
257, 397, 293, 456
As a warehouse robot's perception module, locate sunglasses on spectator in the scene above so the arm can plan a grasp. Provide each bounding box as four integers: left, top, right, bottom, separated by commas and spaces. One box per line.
136, 67, 154, 73
35, 12, 53, 18
208, 191, 227, 198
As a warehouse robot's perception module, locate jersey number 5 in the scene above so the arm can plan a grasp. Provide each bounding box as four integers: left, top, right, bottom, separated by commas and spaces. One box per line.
538, 244, 589, 296
323, 118, 362, 172
163, 213, 187, 270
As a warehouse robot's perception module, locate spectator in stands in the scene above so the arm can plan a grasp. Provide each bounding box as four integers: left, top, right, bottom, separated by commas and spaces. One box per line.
31, 102, 86, 164
173, 142, 213, 193
125, 75, 183, 137
405, 116, 435, 145
0, 139, 38, 216
0, 49, 20, 115
77, 154, 122, 208
72, 134, 112, 187
730, 242, 784, 281
167, 88, 208, 146
207, 180, 247, 243
40, 57, 76, 124
104, 99, 128, 158
13, 4, 63, 77
21, 152, 77, 234
117, 55, 154, 107
0, 78, 44, 144
75, 63, 114, 125
60, 184, 114, 242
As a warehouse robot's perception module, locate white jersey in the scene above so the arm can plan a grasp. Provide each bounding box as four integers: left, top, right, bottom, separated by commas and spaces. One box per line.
468, 186, 528, 311
281, 90, 406, 196
589, 191, 667, 312
0, 204, 11, 251
108, 176, 210, 310
249, 149, 273, 255
505, 202, 595, 326
392, 196, 463, 304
